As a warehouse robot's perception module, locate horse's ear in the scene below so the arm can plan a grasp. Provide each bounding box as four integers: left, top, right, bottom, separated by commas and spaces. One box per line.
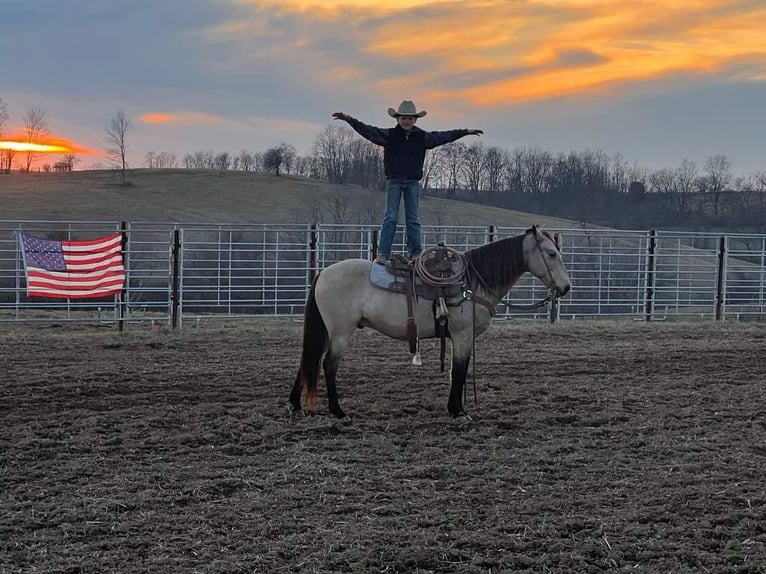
528, 224, 543, 239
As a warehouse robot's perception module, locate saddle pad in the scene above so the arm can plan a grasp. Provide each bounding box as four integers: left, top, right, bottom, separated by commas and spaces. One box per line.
369, 262, 460, 300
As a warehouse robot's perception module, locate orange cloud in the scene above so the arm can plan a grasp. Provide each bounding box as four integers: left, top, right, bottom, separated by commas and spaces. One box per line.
142, 110, 321, 133
230, 0, 766, 107
141, 112, 225, 125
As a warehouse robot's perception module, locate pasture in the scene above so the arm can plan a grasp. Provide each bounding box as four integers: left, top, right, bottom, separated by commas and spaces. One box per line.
2, 320, 765, 573
0, 169, 579, 229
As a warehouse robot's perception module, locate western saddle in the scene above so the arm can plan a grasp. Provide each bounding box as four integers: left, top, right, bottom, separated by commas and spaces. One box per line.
381, 242, 466, 368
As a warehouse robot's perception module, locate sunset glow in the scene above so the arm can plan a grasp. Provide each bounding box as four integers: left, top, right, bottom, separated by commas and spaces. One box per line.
141, 112, 224, 125
0, 141, 69, 153
0, 133, 99, 156
3, 0, 763, 174
226, 0, 766, 108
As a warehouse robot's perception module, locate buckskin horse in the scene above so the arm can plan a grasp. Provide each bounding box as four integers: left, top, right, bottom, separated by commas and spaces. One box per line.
289, 225, 571, 419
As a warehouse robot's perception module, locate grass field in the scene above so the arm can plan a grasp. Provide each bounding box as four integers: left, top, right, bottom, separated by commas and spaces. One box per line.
0, 169, 586, 229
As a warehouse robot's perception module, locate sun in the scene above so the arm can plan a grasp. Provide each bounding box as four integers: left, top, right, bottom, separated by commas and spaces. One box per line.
0, 141, 71, 153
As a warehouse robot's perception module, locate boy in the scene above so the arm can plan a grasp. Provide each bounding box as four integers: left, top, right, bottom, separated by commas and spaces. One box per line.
332, 100, 483, 263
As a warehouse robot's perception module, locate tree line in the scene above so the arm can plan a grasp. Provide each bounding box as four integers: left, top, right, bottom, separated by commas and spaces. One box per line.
171, 124, 766, 231
3, 99, 765, 231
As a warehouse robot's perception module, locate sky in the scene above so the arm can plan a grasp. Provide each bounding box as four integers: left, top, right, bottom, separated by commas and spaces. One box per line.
1, 0, 765, 175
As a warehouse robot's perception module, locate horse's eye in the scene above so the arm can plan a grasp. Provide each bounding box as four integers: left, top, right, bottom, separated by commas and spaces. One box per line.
547, 251, 557, 258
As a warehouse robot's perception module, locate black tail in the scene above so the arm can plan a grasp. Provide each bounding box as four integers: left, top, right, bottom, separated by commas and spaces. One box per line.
292, 275, 327, 409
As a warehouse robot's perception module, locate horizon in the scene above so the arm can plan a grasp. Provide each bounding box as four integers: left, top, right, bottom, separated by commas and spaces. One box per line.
1, 0, 764, 177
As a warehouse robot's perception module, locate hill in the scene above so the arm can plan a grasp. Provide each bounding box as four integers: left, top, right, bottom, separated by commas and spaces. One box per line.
0, 169, 589, 230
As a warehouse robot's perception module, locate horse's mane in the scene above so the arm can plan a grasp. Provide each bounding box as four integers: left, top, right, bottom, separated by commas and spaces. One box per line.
463, 228, 555, 295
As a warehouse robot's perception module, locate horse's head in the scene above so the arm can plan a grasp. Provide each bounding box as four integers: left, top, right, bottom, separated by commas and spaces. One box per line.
523, 225, 571, 299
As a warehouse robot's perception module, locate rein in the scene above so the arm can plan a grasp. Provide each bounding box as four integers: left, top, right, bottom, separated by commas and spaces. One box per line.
511, 232, 561, 310
462, 238, 557, 314
505, 296, 553, 311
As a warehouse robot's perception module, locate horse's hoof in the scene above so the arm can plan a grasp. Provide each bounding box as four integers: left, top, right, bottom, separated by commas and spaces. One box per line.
287, 405, 306, 418
450, 413, 473, 425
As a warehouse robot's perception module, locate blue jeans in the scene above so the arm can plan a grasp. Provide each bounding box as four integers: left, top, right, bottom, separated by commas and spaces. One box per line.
378, 178, 422, 258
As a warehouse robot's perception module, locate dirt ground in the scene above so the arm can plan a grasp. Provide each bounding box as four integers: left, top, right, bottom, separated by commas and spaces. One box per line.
1, 319, 765, 573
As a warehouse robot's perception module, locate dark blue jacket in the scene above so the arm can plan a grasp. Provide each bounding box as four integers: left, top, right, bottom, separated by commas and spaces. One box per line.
345, 117, 470, 180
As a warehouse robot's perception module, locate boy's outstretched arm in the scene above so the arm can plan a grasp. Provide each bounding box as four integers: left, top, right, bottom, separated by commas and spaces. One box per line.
331, 112, 388, 146
425, 128, 483, 149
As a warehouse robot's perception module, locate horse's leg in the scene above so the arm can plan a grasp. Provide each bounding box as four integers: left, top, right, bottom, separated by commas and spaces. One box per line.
288, 376, 303, 414
324, 334, 350, 419
447, 336, 473, 418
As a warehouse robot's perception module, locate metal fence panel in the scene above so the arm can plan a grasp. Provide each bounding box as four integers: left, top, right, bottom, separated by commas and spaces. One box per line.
1, 220, 764, 325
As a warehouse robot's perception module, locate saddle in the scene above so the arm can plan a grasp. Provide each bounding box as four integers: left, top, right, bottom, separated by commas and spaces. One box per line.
370, 243, 466, 367
371, 246, 463, 299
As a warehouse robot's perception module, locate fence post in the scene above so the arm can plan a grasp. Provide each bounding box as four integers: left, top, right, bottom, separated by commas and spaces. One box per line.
644, 229, 657, 322
715, 235, 728, 321
119, 221, 128, 332
171, 228, 181, 329
488, 224, 495, 244
549, 233, 561, 323
371, 228, 379, 261
308, 224, 318, 285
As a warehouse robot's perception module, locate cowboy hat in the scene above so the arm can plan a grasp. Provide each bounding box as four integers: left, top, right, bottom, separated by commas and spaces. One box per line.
387, 100, 427, 118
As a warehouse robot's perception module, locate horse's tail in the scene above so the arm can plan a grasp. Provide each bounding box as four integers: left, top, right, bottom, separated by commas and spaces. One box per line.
294, 274, 327, 408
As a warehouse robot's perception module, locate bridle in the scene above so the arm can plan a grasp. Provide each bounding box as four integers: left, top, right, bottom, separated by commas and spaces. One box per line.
464, 233, 562, 313
528, 233, 564, 303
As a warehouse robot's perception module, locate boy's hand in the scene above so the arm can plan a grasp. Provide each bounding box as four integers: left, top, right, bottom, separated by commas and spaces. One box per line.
332, 112, 348, 121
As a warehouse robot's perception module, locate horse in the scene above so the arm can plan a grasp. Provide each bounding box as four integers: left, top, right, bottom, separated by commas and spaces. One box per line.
289, 225, 571, 419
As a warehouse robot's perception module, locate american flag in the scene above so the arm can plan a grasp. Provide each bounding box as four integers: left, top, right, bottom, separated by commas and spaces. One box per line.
20, 232, 125, 299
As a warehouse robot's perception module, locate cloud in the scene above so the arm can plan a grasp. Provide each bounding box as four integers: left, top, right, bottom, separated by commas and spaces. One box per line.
218, 0, 766, 108
141, 110, 320, 133
141, 112, 228, 126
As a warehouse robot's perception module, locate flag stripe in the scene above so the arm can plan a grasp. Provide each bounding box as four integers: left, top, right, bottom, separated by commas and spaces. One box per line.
65, 247, 122, 263
62, 233, 122, 251
21, 231, 126, 299
22, 286, 124, 299
62, 255, 124, 272
26, 268, 126, 285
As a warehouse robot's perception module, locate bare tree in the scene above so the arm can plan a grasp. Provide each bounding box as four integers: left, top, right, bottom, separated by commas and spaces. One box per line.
278, 143, 297, 174
503, 148, 525, 194
422, 146, 446, 192
311, 124, 355, 183
237, 150, 255, 172
60, 154, 78, 171
484, 146, 506, 192
702, 154, 733, 193
293, 155, 320, 179
23, 106, 49, 172
263, 143, 296, 176
0, 97, 11, 174
441, 142, 467, 195
524, 147, 554, 195
649, 168, 676, 194
214, 151, 231, 171
188, 150, 215, 169
263, 146, 284, 176
105, 110, 132, 184
0, 98, 8, 138
701, 154, 733, 223
159, 152, 176, 168
462, 142, 487, 193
